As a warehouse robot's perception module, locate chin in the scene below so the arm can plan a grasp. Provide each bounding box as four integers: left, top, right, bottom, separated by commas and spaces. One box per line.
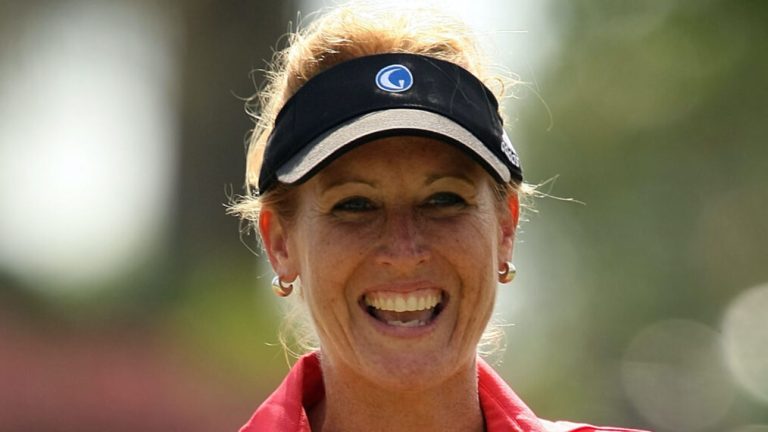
351, 344, 472, 392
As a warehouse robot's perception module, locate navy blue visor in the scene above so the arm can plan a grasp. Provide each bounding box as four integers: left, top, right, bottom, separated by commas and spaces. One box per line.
256, 53, 522, 195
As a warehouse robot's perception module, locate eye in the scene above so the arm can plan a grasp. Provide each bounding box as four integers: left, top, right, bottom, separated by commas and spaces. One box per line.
424, 192, 467, 208
332, 196, 377, 213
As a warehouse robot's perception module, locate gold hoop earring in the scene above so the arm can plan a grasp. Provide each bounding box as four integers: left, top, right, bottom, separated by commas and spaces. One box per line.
271, 275, 294, 297
498, 262, 516, 284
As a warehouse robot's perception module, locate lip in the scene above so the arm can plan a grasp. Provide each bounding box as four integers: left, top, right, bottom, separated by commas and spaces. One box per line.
361, 302, 444, 338
360, 279, 444, 295
358, 280, 448, 338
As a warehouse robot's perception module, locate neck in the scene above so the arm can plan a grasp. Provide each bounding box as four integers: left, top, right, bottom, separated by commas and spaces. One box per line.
309, 356, 485, 432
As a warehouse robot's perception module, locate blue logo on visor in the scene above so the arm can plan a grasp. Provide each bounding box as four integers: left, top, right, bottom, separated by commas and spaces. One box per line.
375, 64, 413, 92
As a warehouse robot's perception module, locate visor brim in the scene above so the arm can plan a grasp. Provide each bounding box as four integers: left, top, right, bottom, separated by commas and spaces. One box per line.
276, 108, 512, 185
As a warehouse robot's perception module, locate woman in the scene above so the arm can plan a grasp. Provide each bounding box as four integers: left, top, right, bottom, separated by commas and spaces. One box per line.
230, 3, 649, 432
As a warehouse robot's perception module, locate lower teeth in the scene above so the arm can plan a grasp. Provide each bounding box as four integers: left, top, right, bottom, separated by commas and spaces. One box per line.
387, 319, 427, 327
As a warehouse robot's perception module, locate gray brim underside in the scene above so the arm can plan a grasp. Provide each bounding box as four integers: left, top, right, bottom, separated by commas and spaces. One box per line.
276, 108, 511, 184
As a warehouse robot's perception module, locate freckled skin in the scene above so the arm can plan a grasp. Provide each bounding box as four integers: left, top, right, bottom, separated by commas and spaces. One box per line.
261, 136, 518, 431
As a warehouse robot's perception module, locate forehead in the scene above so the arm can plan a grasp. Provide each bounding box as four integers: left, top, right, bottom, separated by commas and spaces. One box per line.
313, 136, 488, 187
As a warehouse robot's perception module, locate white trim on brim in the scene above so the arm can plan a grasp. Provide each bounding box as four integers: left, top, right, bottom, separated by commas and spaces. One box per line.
275, 108, 511, 184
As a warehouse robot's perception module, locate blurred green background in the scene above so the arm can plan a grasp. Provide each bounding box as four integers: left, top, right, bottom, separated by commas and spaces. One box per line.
1, 1, 766, 431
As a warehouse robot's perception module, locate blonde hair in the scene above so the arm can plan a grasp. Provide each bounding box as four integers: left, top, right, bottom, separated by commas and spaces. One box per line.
228, 1, 528, 358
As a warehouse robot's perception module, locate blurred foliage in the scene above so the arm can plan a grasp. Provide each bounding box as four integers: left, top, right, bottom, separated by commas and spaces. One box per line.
505, 0, 768, 429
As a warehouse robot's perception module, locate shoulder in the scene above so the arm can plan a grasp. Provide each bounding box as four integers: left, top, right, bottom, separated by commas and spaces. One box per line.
539, 419, 652, 432
477, 358, 650, 432
239, 353, 323, 432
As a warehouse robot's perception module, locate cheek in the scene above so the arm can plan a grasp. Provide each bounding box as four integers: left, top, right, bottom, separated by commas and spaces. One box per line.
430, 211, 499, 331
295, 220, 369, 307
426, 208, 500, 265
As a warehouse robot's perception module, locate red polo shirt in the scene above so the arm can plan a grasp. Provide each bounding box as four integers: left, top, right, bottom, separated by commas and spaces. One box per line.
239, 352, 648, 432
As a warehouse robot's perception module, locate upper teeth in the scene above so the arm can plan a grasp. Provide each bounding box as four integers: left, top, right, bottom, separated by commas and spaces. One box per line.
364, 290, 441, 312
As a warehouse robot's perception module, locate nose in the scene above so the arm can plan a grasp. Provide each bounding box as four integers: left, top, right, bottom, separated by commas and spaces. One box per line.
374, 208, 430, 269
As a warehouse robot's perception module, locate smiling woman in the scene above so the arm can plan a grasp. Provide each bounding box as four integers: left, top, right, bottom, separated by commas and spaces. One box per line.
228, 2, 648, 432
276, 137, 510, 396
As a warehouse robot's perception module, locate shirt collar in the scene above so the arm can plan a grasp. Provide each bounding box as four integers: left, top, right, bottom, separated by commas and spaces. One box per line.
240, 351, 547, 432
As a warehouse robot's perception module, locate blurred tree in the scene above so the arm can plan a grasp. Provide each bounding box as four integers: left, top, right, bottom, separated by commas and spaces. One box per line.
511, 0, 768, 429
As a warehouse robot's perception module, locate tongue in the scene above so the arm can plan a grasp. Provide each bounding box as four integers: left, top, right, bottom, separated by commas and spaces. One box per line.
372, 308, 434, 323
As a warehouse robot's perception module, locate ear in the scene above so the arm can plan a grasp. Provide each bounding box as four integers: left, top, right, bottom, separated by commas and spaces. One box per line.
258, 209, 298, 281
498, 193, 520, 263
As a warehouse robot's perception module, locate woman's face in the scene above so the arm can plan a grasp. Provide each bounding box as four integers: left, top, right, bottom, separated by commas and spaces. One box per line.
261, 136, 518, 390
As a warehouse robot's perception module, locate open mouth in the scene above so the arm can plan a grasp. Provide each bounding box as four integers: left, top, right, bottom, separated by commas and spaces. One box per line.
361, 289, 446, 328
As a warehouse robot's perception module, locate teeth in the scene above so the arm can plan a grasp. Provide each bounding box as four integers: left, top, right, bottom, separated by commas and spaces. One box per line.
395, 297, 406, 312
406, 296, 417, 311
388, 320, 428, 327
364, 289, 441, 312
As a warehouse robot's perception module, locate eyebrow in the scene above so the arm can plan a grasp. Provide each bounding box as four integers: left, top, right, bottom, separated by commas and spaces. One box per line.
424, 173, 477, 187
319, 178, 378, 194
318, 172, 476, 194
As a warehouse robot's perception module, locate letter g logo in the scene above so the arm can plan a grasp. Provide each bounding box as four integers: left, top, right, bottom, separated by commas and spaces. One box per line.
375, 64, 413, 93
